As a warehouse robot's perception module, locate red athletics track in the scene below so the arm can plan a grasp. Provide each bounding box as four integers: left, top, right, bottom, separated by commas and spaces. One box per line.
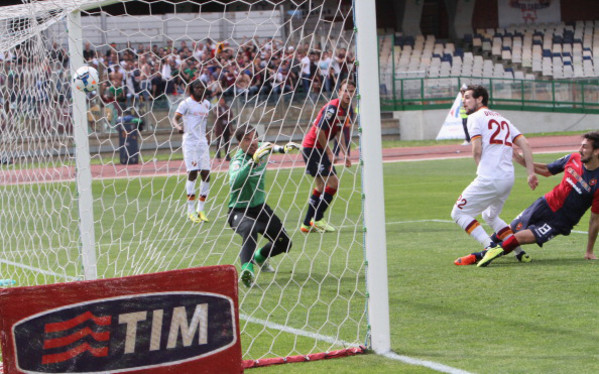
0, 134, 584, 186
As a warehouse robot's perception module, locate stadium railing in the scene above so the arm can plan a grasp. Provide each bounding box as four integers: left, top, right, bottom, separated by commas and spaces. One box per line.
380, 76, 599, 114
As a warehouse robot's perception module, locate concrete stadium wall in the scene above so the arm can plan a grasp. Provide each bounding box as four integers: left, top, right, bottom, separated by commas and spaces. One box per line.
393, 109, 599, 141
46, 10, 284, 49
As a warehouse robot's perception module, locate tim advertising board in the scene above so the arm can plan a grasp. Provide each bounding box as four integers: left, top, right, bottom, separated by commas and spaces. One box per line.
0, 266, 242, 374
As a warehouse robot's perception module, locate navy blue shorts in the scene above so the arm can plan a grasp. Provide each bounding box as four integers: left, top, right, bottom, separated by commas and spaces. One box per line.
302, 147, 337, 178
511, 197, 573, 246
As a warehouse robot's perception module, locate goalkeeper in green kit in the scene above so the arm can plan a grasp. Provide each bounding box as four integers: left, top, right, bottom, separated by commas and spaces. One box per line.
228, 124, 301, 287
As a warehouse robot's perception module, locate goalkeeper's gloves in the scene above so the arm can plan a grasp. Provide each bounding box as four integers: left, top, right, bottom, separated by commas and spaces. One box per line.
272, 142, 302, 154
252, 142, 273, 163
283, 142, 302, 153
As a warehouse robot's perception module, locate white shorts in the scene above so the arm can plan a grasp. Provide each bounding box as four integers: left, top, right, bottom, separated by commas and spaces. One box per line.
455, 176, 514, 219
183, 141, 211, 172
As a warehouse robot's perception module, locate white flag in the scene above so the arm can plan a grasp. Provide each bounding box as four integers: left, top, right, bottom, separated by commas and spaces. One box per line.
435, 92, 466, 141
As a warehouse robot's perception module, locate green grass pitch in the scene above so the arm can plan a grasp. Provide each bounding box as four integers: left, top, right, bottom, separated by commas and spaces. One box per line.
2, 152, 599, 373
255, 152, 599, 374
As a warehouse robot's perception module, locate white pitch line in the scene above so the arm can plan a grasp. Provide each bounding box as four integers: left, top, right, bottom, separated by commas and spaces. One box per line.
0, 259, 79, 281
240, 313, 361, 347
382, 352, 474, 374
240, 313, 473, 374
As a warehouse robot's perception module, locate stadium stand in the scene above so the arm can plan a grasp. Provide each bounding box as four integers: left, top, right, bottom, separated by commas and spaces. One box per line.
381, 20, 599, 84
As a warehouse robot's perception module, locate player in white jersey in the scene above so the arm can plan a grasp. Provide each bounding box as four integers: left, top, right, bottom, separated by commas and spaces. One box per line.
451, 85, 538, 265
171, 80, 212, 223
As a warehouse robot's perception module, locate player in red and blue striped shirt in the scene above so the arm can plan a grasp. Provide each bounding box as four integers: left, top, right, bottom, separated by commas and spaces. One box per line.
300, 79, 355, 233
461, 132, 599, 267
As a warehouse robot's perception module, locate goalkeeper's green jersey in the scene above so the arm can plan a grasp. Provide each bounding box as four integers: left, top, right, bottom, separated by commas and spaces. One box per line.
228, 146, 268, 209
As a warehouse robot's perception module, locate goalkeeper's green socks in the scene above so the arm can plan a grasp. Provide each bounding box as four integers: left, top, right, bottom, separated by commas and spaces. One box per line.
253, 247, 275, 273
253, 247, 266, 265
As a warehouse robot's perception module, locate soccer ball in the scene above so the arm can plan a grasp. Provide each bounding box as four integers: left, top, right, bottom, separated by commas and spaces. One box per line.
72, 65, 99, 93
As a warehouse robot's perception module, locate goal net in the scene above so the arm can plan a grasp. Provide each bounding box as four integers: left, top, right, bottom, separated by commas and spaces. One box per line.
0, 0, 385, 364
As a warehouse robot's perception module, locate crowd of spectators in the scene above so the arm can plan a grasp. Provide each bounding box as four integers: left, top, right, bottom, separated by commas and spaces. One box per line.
0, 36, 356, 133
87, 37, 356, 121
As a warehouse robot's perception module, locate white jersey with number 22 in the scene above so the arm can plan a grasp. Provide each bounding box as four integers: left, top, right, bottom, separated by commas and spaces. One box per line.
467, 107, 523, 180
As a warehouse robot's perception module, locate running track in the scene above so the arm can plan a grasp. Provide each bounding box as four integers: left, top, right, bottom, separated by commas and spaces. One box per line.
0, 134, 583, 185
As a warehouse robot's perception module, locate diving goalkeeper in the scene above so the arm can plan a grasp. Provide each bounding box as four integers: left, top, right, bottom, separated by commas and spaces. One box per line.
228, 124, 301, 287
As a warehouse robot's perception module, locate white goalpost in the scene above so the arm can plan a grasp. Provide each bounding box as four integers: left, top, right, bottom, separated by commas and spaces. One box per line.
0, 0, 390, 364
354, 0, 390, 354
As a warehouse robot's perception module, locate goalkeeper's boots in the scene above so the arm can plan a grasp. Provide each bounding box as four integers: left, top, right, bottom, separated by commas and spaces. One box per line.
240, 263, 255, 288
477, 246, 505, 267
455, 244, 496, 265
197, 211, 209, 222
311, 219, 335, 233
516, 251, 532, 263
253, 251, 275, 273
188, 212, 202, 223
258, 260, 275, 273
454, 253, 477, 266
300, 224, 312, 233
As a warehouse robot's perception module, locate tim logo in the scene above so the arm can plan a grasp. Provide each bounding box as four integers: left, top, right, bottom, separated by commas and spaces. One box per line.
12, 292, 236, 373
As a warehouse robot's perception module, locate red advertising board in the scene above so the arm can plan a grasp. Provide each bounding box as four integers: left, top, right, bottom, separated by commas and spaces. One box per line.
0, 266, 242, 374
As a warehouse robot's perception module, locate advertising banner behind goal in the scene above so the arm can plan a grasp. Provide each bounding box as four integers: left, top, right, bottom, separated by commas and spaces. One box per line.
0, 266, 241, 374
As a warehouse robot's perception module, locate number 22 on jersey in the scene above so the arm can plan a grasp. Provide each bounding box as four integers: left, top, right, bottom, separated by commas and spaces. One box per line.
488, 119, 512, 146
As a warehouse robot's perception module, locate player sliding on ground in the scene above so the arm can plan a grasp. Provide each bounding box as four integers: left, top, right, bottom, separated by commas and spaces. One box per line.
227, 124, 301, 287
451, 85, 538, 266
300, 79, 355, 233
171, 80, 212, 223
457, 131, 599, 267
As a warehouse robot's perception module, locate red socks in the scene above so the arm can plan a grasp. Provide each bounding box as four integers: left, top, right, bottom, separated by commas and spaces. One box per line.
501, 235, 520, 254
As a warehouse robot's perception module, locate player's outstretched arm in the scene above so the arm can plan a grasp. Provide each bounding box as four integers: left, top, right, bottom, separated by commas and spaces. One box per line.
271, 142, 302, 154
512, 149, 552, 177
586, 212, 599, 260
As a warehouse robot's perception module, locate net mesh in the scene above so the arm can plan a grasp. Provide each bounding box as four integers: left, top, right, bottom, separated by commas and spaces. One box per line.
0, 0, 366, 360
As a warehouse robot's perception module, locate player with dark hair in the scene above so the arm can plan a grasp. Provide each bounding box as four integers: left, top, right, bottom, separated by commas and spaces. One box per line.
172, 80, 212, 223
459, 83, 470, 145
300, 79, 355, 233
228, 124, 301, 287
452, 85, 538, 265
468, 131, 599, 267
